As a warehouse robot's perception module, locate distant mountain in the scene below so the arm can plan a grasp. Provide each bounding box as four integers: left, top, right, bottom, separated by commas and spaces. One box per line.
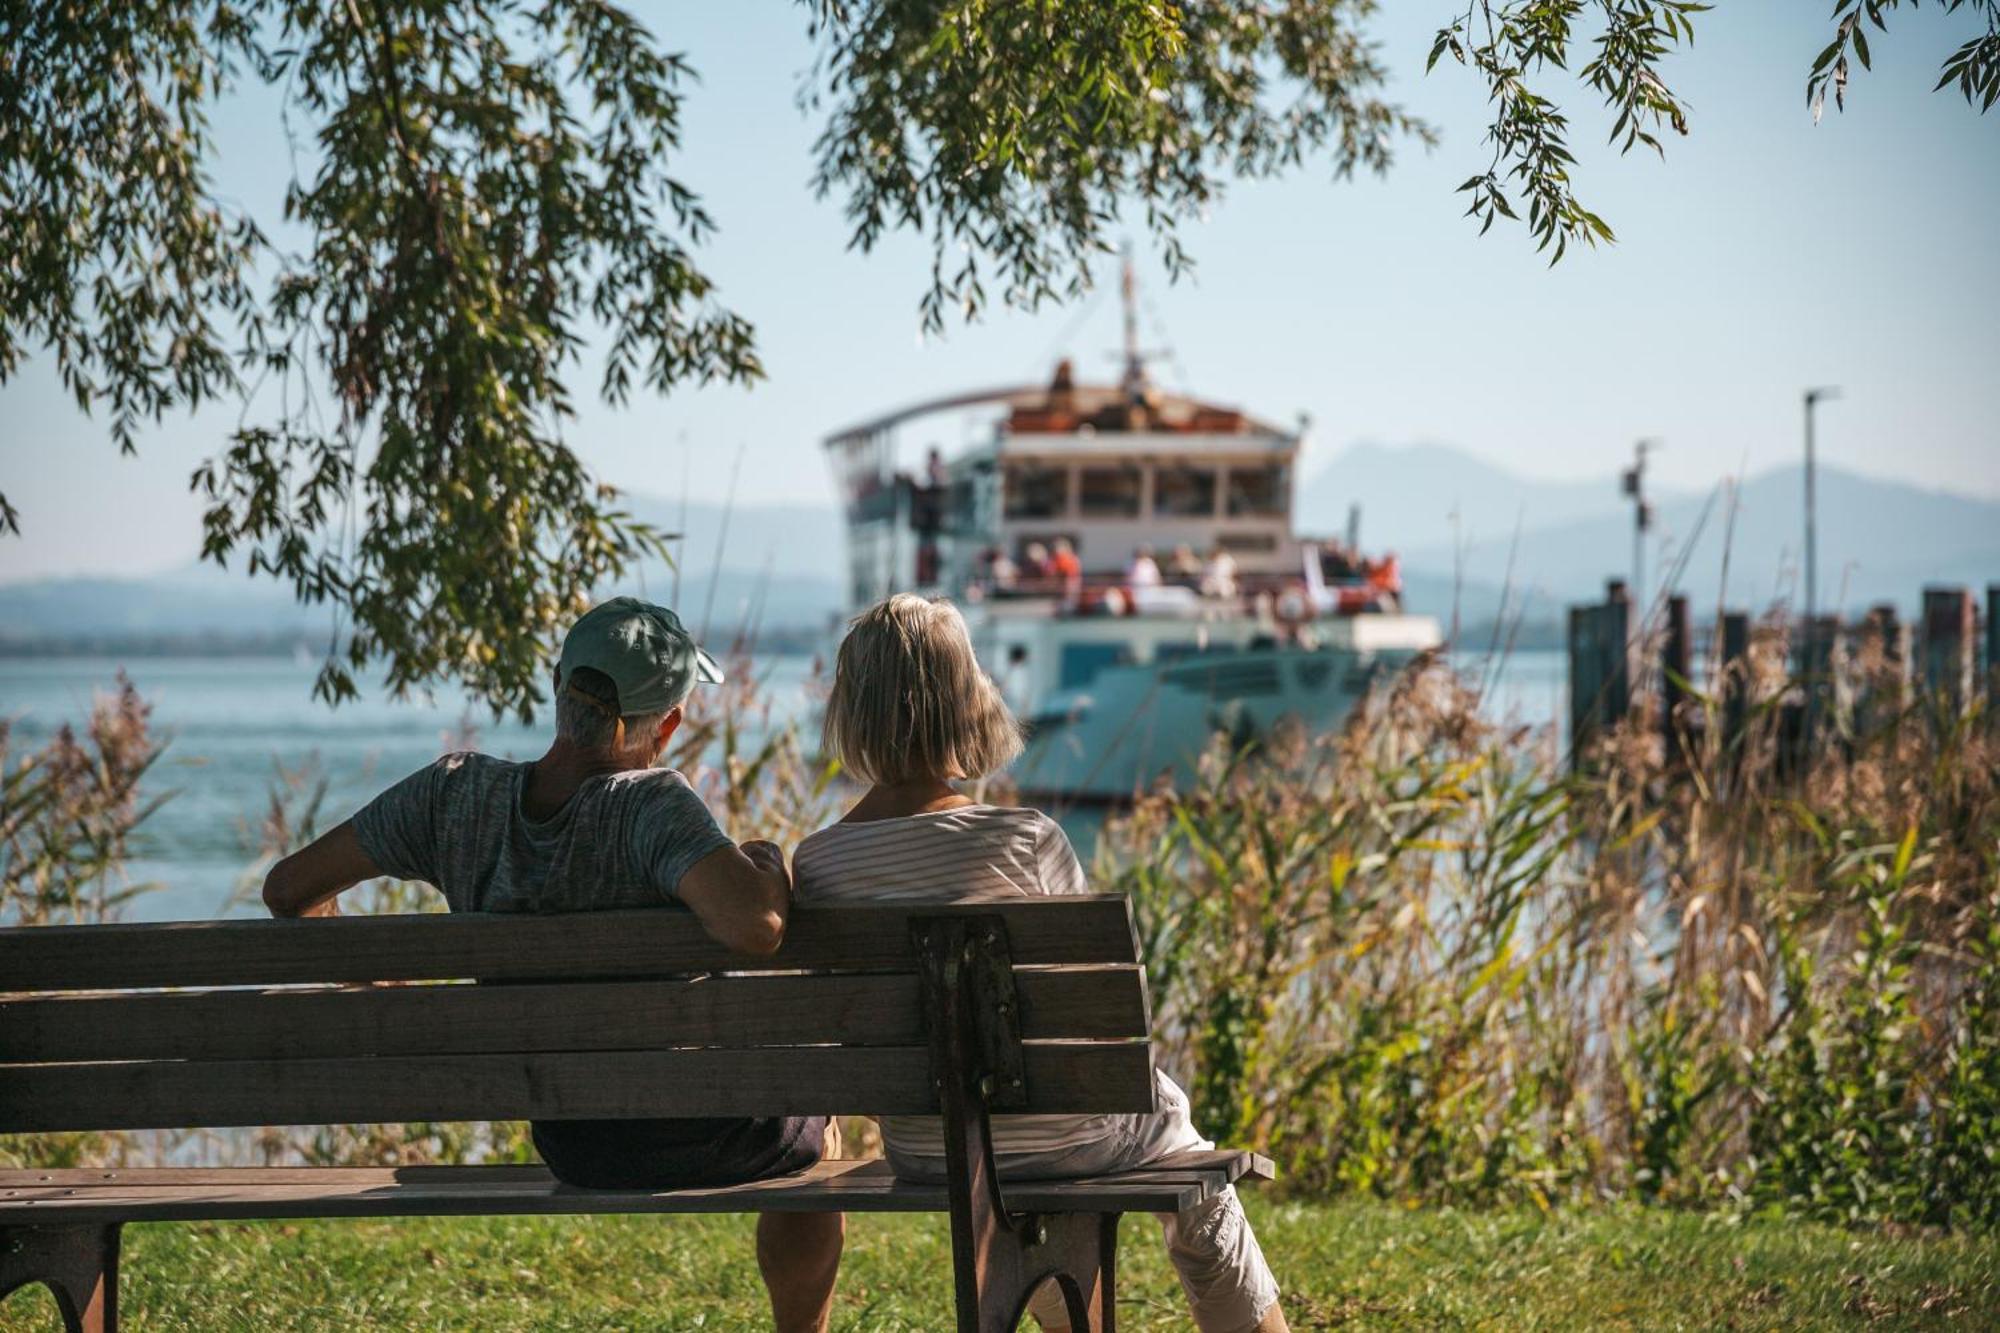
0, 495, 848, 648
1297, 440, 1689, 554
1399, 463, 2000, 613
0, 566, 319, 640
1303, 443, 2000, 615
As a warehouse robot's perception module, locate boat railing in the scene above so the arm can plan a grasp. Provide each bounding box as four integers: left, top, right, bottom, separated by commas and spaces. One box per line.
965, 572, 1400, 619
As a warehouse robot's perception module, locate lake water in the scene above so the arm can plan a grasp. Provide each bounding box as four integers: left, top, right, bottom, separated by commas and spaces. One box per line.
2, 649, 1566, 921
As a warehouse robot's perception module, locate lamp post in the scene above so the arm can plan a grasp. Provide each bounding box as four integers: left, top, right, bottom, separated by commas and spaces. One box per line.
1802, 387, 1841, 661
1621, 439, 1661, 619
1801, 387, 1842, 754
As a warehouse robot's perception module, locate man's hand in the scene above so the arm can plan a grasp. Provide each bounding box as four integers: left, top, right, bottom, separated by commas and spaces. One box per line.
676, 841, 795, 956
740, 839, 790, 884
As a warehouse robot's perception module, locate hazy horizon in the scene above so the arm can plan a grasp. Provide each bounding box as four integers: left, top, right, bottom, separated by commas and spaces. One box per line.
4, 3, 1996, 584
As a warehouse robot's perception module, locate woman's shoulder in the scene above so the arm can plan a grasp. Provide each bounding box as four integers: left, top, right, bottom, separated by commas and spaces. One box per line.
798, 803, 1056, 855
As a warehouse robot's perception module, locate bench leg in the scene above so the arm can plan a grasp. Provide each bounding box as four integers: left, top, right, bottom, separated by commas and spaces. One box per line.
911, 916, 1122, 1330
956, 1211, 1120, 1333
0, 1224, 121, 1333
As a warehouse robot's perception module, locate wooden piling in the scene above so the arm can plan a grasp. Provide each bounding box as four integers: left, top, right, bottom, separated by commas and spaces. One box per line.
1988, 585, 1999, 721
1799, 613, 1840, 756
1661, 594, 1692, 751
1720, 611, 1750, 757
1567, 580, 1632, 764
1921, 586, 1975, 715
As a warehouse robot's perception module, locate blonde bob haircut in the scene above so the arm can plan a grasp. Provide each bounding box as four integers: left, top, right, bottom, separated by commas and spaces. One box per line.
823, 594, 1024, 786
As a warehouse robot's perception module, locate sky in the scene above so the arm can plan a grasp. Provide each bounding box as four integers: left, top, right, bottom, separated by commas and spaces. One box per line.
2, 2, 1995, 583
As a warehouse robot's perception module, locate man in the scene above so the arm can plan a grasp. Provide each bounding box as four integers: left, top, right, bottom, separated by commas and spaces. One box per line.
261, 596, 843, 1333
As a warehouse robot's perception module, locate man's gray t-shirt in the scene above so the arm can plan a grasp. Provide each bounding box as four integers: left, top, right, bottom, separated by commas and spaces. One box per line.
350, 752, 732, 912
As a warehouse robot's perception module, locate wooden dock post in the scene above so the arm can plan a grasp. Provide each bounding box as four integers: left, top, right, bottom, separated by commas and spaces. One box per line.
1920, 586, 1975, 716
1661, 594, 1692, 751
1988, 585, 1999, 721
1567, 580, 1632, 763
1720, 611, 1750, 758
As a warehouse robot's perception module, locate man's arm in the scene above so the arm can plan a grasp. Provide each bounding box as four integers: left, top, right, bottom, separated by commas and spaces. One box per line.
262, 820, 385, 918
673, 839, 793, 956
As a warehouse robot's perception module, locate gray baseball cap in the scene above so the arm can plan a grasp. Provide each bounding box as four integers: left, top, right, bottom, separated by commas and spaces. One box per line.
556, 596, 723, 715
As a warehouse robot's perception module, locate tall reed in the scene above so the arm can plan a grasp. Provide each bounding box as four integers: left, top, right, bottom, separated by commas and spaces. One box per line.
1098, 639, 1999, 1226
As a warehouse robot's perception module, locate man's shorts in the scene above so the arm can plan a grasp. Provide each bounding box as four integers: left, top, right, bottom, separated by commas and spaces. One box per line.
531, 1114, 830, 1190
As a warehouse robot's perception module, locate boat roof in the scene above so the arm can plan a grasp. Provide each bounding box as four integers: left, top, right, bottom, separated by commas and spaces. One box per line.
823, 378, 1296, 450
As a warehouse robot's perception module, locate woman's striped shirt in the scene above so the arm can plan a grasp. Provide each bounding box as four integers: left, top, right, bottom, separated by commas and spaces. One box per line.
792, 804, 1111, 1161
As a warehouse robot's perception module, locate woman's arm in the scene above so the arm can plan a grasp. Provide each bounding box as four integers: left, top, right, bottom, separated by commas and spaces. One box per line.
262, 820, 385, 918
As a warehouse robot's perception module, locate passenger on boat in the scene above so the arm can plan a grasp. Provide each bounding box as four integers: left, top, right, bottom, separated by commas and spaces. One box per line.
1018, 541, 1052, 590
1201, 545, 1238, 600
1126, 545, 1162, 590
1168, 543, 1203, 586
984, 546, 1019, 594
1049, 538, 1083, 600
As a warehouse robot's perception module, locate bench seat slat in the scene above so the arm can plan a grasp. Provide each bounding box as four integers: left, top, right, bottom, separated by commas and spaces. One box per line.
0, 967, 1148, 1063
5, 1151, 1269, 1189
0, 899, 1140, 991
0, 1154, 1267, 1222
0, 1043, 1157, 1132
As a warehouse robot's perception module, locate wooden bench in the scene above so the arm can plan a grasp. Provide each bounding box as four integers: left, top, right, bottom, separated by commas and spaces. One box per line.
0, 896, 1270, 1331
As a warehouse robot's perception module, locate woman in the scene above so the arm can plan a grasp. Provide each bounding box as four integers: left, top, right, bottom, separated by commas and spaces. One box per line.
794, 594, 1287, 1333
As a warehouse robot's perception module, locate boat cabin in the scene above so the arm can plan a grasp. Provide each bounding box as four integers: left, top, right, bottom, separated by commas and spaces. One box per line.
826, 361, 1303, 609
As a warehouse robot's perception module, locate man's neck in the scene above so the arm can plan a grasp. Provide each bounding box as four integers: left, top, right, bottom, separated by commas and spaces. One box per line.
524, 739, 646, 817
844, 778, 972, 824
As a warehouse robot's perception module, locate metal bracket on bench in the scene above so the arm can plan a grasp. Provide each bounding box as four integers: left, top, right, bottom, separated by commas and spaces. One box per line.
0, 1223, 122, 1332
912, 914, 1120, 1331
910, 915, 1028, 1227
912, 914, 1028, 1111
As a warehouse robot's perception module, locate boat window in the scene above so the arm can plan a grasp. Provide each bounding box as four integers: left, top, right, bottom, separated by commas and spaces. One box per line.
1154, 466, 1217, 517
1005, 463, 1070, 519
1078, 465, 1143, 517
1225, 464, 1290, 517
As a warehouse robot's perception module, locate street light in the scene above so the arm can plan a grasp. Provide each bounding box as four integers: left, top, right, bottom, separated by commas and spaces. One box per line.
1803, 387, 1842, 654
1621, 439, 1662, 617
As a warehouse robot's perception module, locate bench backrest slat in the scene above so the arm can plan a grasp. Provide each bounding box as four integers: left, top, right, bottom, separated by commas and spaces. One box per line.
0, 898, 1156, 1133
0, 967, 1148, 1064
0, 899, 1139, 990
0, 1044, 1158, 1132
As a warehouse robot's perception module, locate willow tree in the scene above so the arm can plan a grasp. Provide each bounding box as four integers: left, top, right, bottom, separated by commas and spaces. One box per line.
2, 0, 1992, 715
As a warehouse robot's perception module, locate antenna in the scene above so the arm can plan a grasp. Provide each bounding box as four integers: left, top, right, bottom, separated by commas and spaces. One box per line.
1119, 241, 1143, 402
1111, 241, 1173, 406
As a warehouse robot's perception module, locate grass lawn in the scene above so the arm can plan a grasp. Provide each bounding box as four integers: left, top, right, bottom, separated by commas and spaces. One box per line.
2, 1197, 1994, 1330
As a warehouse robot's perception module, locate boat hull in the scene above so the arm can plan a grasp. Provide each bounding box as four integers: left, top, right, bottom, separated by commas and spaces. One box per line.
1010, 642, 1417, 802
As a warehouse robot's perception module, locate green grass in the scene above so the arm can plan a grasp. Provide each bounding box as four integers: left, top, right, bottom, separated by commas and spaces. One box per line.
3, 1198, 1995, 1330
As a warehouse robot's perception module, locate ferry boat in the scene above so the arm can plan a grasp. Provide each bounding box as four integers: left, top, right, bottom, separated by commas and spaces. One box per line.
822, 262, 1442, 802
